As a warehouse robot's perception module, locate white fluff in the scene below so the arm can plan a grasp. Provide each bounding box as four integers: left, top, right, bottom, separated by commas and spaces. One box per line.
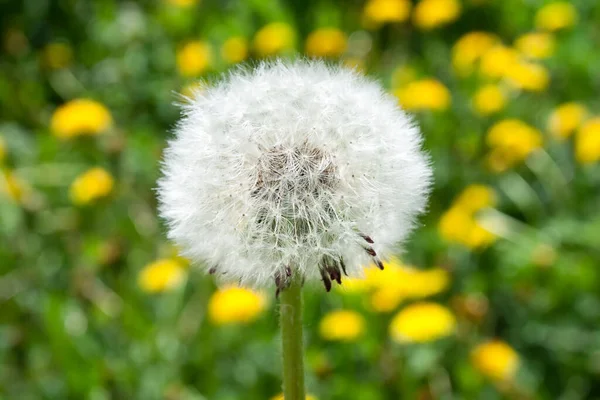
158, 59, 432, 289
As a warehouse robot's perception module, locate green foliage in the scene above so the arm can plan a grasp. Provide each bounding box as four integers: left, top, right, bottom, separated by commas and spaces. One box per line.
1, 0, 600, 399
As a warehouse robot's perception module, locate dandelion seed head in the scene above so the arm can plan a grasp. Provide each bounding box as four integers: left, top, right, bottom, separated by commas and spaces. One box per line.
158, 59, 432, 289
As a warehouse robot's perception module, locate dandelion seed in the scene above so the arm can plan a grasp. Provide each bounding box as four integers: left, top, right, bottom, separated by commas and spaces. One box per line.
157, 59, 431, 291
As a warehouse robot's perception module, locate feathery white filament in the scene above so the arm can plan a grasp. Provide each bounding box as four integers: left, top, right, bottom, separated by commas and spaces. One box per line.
158, 59, 432, 289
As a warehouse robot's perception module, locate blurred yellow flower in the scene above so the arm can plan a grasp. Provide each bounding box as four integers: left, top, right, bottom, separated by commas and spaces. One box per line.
479, 45, 519, 79
486, 148, 517, 174
395, 79, 451, 111
0, 137, 5, 163
1, 170, 27, 203
342, 258, 450, 310
413, 0, 461, 30
535, 2, 578, 32
471, 340, 519, 381
370, 286, 405, 312
363, 0, 411, 25
389, 302, 456, 343
439, 206, 496, 248
506, 61, 549, 92
43, 42, 73, 69
548, 102, 587, 139
221, 37, 248, 64
391, 65, 417, 88
473, 84, 506, 116
305, 28, 347, 58
253, 22, 295, 58
372, 259, 449, 295
455, 184, 496, 213
69, 167, 114, 205
487, 119, 542, 162
514, 32, 555, 59
50, 99, 112, 139
208, 286, 266, 325
271, 394, 316, 400
575, 118, 600, 164
166, 0, 199, 7
138, 259, 187, 293
319, 310, 365, 341
452, 31, 499, 76
176, 41, 212, 77
338, 275, 371, 293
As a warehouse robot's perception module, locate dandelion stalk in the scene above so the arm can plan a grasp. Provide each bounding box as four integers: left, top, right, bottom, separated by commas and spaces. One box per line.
279, 276, 305, 400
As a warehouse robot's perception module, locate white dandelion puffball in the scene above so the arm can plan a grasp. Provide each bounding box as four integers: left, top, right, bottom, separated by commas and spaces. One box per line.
158, 59, 432, 292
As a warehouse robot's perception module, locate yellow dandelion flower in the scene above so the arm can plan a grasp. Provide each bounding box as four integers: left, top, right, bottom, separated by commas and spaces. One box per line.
363, 0, 411, 25
0, 137, 5, 163
338, 275, 371, 293
439, 206, 496, 248
319, 310, 365, 341
43, 42, 73, 69
176, 41, 212, 77
341, 258, 449, 305
548, 102, 587, 139
0, 170, 27, 203
455, 184, 496, 213
514, 32, 555, 60
395, 79, 451, 111
50, 99, 112, 139
452, 31, 499, 76
370, 286, 405, 313
407, 267, 450, 298
479, 45, 520, 79
487, 119, 543, 161
391, 65, 417, 88
413, 0, 461, 30
208, 286, 266, 325
361, 257, 406, 288
253, 22, 295, 58
138, 259, 187, 293
471, 340, 519, 381
466, 222, 498, 249
575, 118, 600, 164
271, 394, 316, 400
166, 0, 199, 7
305, 28, 347, 58
69, 167, 114, 205
389, 302, 456, 343
506, 61, 549, 92
473, 84, 506, 116
486, 147, 519, 173
221, 36, 248, 64
535, 2, 578, 32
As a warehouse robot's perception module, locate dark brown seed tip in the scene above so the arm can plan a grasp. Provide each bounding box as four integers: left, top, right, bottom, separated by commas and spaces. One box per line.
375, 259, 384, 270
365, 247, 377, 257
208, 266, 217, 275
320, 267, 332, 292
359, 233, 374, 244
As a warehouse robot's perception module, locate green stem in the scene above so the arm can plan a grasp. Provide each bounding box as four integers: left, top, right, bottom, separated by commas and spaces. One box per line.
279, 277, 306, 400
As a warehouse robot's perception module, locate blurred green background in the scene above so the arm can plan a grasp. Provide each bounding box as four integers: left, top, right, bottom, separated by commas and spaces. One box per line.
1, 0, 600, 399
